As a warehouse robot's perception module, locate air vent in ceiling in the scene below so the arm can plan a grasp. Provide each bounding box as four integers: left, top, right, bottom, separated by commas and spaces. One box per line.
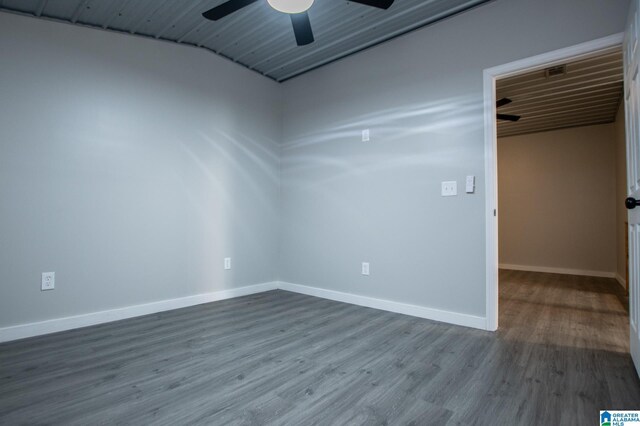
544, 64, 567, 78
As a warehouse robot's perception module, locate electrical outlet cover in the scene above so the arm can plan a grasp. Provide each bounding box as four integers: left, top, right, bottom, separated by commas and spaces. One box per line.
441, 181, 457, 197
41, 272, 55, 291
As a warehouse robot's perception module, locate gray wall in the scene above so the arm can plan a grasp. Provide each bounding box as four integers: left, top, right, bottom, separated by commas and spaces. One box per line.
0, 0, 630, 329
0, 13, 281, 327
279, 0, 628, 317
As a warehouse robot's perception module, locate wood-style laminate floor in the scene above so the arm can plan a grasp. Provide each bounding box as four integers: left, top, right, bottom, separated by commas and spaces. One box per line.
1, 271, 639, 425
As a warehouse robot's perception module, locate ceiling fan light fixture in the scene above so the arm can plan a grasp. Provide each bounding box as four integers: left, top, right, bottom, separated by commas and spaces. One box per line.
267, 0, 314, 14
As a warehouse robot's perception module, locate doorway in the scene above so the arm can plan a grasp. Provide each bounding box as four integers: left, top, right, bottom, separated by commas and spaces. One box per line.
483, 34, 625, 330
497, 47, 625, 281
484, 33, 640, 379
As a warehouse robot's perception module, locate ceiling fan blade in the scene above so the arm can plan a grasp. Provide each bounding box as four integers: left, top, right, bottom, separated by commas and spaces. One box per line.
291, 12, 314, 46
202, 0, 259, 20
496, 97, 512, 108
497, 114, 521, 122
348, 0, 395, 9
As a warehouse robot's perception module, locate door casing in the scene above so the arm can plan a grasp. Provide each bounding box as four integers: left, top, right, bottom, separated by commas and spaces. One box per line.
482, 33, 625, 332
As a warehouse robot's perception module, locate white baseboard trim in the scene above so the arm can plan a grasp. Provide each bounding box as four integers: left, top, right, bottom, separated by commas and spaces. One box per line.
499, 264, 616, 279
278, 281, 487, 330
616, 273, 627, 289
0, 279, 492, 343
0, 281, 279, 343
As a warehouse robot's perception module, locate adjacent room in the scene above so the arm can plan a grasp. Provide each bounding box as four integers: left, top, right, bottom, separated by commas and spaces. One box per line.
495, 48, 633, 381
1, 0, 639, 424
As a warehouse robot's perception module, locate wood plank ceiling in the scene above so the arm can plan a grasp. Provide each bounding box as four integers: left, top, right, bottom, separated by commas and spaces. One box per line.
497, 47, 624, 137
0, 0, 492, 82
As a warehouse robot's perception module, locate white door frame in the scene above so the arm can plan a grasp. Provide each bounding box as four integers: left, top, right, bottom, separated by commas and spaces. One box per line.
483, 33, 625, 331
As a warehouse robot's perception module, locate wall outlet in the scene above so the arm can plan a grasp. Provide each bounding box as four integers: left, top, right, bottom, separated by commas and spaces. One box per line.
41, 272, 55, 291
224, 257, 231, 270
441, 181, 457, 197
362, 129, 370, 142
362, 262, 370, 276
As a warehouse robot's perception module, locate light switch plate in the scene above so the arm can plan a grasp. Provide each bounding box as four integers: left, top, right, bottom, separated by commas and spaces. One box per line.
466, 175, 475, 193
441, 181, 457, 196
224, 258, 231, 270
41, 272, 55, 291
362, 262, 370, 276
362, 129, 370, 142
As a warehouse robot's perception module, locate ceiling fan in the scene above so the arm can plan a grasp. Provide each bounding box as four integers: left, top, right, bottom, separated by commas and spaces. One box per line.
202, 0, 395, 46
496, 98, 521, 122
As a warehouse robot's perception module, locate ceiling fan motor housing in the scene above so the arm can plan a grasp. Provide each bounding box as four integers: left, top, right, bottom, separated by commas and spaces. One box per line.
267, 0, 315, 14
